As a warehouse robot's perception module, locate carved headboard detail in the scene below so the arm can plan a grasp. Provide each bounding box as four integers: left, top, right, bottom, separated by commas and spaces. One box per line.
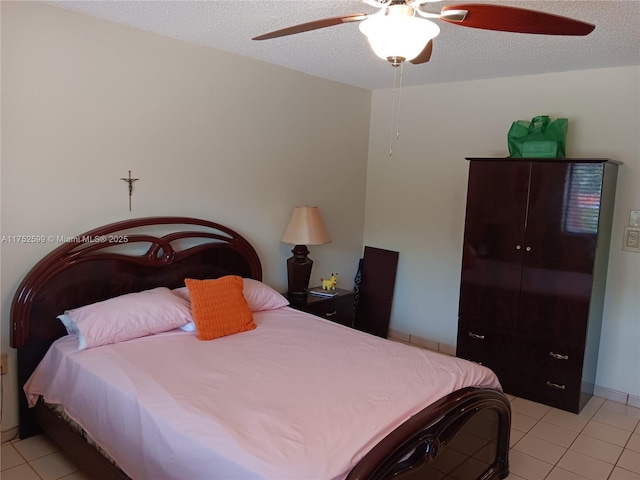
11, 216, 262, 349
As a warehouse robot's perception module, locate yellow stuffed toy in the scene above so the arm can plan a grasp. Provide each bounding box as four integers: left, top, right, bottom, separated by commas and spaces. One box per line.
321, 273, 338, 290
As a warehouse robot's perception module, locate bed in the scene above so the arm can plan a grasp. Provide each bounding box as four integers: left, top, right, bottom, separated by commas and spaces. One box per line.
10, 216, 510, 480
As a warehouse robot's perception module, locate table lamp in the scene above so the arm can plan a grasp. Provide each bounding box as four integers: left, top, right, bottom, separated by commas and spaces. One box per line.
281, 206, 331, 297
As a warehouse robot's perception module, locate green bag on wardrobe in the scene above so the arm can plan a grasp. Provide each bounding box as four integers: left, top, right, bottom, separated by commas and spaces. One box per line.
507, 115, 568, 158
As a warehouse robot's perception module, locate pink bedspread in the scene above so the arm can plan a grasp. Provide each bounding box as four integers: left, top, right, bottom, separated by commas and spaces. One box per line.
25, 307, 501, 480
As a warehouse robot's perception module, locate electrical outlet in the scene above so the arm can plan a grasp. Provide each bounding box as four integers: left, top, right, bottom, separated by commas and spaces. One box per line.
623, 227, 640, 253
1, 353, 7, 375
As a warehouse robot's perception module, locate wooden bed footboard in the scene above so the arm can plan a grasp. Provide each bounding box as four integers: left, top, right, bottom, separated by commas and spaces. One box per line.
36, 387, 510, 480
347, 387, 510, 480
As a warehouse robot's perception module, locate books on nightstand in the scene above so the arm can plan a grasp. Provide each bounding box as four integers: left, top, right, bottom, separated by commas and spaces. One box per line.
309, 287, 338, 298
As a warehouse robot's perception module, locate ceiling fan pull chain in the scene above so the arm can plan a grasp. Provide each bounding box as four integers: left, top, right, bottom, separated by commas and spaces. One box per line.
388, 62, 405, 157
396, 61, 404, 141
389, 66, 399, 156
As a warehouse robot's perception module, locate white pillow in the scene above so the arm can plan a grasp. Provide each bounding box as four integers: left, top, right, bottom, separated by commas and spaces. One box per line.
172, 278, 288, 331
58, 287, 193, 350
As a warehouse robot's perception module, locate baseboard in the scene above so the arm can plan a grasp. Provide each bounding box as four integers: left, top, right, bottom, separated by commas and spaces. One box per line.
388, 330, 456, 356
387, 329, 410, 343
1, 425, 19, 444
593, 385, 632, 405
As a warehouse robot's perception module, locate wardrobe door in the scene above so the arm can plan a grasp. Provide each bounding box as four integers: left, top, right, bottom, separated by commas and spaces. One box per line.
518, 162, 602, 344
458, 161, 529, 330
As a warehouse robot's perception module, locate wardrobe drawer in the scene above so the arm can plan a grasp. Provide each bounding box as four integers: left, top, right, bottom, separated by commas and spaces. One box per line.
532, 341, 584, 413
528, 368, 583, 413
456, 321, 517, 372
531, 341, 584, 376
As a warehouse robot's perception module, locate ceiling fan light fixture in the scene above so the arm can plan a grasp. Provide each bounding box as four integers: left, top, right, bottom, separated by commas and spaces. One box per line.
359, 13, 440, 65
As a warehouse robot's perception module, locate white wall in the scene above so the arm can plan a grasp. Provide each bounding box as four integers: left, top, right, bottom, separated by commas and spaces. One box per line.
365, 66, 640, 399
0, 1, 370, 431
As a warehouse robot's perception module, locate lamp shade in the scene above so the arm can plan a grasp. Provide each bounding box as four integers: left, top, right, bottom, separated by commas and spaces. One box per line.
359, 13, 440, 63
281, 207, 331, 246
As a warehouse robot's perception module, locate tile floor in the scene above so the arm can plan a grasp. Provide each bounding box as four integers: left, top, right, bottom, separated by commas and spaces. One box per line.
503, 394, 640, 480
1, 394, 639, 480
1, 432, 89, 480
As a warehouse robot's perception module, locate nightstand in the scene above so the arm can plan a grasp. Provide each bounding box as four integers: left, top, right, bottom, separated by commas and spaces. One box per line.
285, 288, 355, 327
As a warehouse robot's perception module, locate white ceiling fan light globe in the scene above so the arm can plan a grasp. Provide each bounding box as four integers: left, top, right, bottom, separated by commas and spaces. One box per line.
359, 13, 440, 63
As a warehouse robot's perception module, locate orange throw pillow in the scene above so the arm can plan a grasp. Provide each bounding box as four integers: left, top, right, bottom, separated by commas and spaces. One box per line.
184, 276, 256, 340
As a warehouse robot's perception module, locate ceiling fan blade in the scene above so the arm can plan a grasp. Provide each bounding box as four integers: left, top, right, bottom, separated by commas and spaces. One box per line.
409, 40, 433, 64
359, 0, 389, 8
253, 13, 367, 40
440, 4, 595, 36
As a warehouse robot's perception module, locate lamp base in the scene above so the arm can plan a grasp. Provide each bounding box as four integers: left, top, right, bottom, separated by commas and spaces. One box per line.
286, 244, 313, 298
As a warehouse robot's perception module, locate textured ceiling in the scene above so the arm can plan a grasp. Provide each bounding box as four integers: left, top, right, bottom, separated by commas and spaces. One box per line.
45, 0, 640, 90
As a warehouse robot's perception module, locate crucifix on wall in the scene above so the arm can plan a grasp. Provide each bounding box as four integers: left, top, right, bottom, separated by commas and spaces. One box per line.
120, 170, 139, 211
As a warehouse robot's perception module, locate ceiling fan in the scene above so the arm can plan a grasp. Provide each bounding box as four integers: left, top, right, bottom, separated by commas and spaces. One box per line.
253, 1, 595, 67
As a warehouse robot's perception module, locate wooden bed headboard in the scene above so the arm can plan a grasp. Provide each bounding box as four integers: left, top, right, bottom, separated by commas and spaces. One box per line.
10, 216, 262, 436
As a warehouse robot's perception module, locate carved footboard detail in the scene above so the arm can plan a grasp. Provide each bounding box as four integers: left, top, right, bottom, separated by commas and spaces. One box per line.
347, 387, 510, 480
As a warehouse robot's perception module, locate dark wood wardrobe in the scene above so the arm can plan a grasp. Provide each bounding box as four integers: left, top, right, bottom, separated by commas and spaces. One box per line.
456, 158, 619, 413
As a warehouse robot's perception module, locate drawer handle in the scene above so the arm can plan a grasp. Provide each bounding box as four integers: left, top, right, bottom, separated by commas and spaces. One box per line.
549, 352, 569, 360
325, 311, 338, 317
468, 332, 485, 340
546, 381, 566, 390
